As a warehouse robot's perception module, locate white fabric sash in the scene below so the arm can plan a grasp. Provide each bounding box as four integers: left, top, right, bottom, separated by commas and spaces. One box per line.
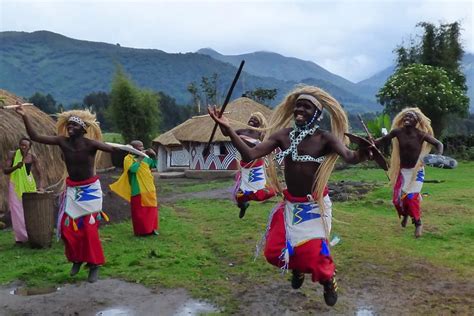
284, 195, 332, 248
400, 167, 424, 193
65, 179, 103, 219
240, 163, 267, 193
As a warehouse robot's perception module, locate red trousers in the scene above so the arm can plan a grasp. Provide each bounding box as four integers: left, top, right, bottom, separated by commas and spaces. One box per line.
131, 195, 158, 235
61, 212, 105, 265
393, 173, 422, 221
264, 191, 335, 283
236, 187, 276, 203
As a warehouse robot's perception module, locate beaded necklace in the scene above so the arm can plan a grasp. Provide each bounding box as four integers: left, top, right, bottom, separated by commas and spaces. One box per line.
274, 110, 326, 164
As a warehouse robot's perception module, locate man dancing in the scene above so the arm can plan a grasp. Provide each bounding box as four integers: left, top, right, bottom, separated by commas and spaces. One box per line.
17, 105, 119, 282
209, 86, 372, 306
375, 107, 443, 238
230, 112, 275, 218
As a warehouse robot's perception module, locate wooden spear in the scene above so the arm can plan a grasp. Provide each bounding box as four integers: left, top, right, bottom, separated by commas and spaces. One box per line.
202, 60, 245, 156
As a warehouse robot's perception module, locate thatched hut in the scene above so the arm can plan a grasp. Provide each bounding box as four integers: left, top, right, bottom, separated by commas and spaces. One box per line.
153, 97, 272, 175
152, 125, 189, 172
0, 90, 65, 217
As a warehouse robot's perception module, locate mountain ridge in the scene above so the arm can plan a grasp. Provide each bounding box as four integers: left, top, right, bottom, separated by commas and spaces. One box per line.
1, 31, 471, 112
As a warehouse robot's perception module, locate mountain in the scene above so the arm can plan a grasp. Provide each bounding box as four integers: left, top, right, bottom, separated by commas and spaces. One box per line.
196, 48, 358, 91
200, 48, 474, 112
0, 31, 379, 112
196, 48, 382, 111
0, 31, 286, 106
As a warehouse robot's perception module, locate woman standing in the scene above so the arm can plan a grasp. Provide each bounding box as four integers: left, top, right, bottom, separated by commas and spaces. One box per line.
3, 137, 44, 243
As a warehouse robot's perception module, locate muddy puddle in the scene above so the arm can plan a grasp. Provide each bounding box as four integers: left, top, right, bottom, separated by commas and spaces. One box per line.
1, 279, 218, 316
95, 300, 216, 316
356, 307, 374, 316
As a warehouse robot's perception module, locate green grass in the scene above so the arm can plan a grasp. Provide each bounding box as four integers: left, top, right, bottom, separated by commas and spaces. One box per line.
1, 162, 473, 313
102, 132, 124, 143
158, 178, 233, 195
329, 162, 474, 278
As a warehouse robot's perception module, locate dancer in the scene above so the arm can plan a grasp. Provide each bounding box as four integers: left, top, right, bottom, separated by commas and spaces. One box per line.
375, 107, 443, 238
209, 86, 372, 306
230, 112, 275, 218
16, 105, 118, 282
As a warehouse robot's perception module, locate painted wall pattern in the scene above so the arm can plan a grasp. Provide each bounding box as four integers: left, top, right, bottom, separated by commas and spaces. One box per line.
169, 147, 189, 167
188, 142, 238, 170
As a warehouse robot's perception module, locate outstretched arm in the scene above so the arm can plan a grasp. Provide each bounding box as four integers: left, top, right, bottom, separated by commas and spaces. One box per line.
89, 139, 119, 153
374, 129, 397, 147
424, 134, 443, 155
15, 105, 62, 145
208, 106, 279, 161
326, 133, 370, 164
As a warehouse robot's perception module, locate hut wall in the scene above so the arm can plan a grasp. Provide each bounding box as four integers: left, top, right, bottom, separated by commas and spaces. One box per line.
168, 146, 189, 168
187, 141, 238, 171
156, 145, 189, 172
157, 146, 167, 172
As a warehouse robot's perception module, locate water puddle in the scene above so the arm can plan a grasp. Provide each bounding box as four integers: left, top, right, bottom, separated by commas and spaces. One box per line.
174, 300, 217, 315
96, 307, 134, 316
94, 300, 217, 316
356, 307, 374, 316
9, 287, 60, 296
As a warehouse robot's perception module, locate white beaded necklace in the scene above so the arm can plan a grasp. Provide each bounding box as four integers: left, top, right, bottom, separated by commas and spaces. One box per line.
275, 123, 326, 165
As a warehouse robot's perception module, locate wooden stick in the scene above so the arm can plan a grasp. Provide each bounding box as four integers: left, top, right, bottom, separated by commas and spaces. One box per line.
0, 103, 33, 109
357, 114, 375, 143
357, 114, 390, 180
203, 60, 245, 156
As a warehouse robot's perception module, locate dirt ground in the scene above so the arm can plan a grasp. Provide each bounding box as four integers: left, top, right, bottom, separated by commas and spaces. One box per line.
1, 170, 473, 315
0, 279, 216, 316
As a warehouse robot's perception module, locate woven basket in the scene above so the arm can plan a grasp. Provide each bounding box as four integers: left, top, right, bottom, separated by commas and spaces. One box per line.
23, 192, 55, 248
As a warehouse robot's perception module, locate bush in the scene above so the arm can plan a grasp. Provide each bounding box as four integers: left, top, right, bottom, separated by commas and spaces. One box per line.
442, 134, 474, 160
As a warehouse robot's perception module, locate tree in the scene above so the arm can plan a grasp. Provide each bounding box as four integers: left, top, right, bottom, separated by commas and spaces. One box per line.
28, 92, 59, 114
200, 73, 218, 106
366, 113, 391, 138
382, 21, 470, 136
157, 92, 193, 132
108, 66, 160, 146
395, 22, 468, 94
243, 87, 277, 106
187, 73, 221, 114
377, 64, 469, 137
187, 82, 200, 113
83, 91, 110, 130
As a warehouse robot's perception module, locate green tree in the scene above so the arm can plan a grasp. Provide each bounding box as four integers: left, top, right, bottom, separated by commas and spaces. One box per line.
395, 22, 468, 94
108, 66, 160, 146
157, 92, 193, 132
187, 82, 200, 113
200, 73, 218, 106
28, 92, 59, 114
187, 74, 220, 114
366, 113, 391, 138
243, 87, 277, 106
377, 64, 469, 137
83, 91, 110, 131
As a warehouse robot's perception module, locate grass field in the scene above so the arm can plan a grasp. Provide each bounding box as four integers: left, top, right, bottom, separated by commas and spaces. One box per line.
102, 132, 124, 143
1, 162, 473, 313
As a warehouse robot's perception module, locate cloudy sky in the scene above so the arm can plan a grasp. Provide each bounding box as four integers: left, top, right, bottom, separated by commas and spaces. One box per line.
1, 0, 472, 82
